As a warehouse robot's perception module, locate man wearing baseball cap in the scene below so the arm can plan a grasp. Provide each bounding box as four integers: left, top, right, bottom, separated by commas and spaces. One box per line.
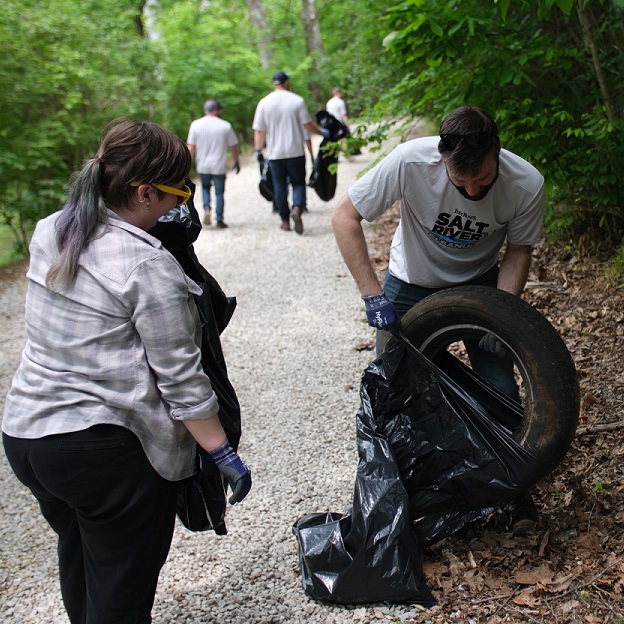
252, 71, 329, 233
187, 99, 240, 229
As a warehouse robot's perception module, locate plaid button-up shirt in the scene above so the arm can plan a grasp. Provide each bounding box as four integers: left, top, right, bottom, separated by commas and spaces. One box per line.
3, 210, 219, 480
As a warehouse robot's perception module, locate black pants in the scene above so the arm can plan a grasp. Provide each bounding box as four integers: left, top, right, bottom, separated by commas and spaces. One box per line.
3, 425, 180, 624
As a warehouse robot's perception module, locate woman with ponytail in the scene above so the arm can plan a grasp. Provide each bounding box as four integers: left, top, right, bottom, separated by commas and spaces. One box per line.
2, 118, 251, 623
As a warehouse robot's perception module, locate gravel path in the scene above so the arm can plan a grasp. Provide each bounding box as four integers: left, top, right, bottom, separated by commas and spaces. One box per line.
0, 137, 437, 624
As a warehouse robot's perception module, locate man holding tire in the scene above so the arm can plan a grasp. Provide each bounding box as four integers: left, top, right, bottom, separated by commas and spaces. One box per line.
331, 105, 545, 535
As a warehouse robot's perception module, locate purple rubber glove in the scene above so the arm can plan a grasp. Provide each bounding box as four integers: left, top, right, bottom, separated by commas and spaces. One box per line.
362, 292, 400, 333
207, 440, 252, 504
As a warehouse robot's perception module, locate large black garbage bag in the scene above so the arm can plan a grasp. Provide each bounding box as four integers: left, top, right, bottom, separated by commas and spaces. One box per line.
368, 334, 553, 547
308, 110, 349, 202
293, 399, 437, 606
149, 179, 241, 535
294, 330, 557, 605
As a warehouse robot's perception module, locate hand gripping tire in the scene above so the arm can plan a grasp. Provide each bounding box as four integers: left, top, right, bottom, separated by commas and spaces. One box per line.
398, 286, 580, 464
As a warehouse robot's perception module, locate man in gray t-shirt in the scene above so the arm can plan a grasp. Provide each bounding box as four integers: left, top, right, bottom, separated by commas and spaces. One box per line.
332, 105, 545, 536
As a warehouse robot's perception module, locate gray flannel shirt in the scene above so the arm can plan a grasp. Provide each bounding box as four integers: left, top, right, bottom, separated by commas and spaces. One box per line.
2, 210, 219, 480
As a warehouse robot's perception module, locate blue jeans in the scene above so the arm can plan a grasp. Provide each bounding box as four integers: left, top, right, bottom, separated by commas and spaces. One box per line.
381, 268, 520, 402
268, 157, 306, 223
3, 425, 179, 624
199, 173, 226, 222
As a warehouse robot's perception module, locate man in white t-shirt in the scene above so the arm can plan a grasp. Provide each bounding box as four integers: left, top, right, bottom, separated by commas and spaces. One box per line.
187, 100, 240, 228
332, 106, 545, 535
326, 87, 361, 156
326, 88, 349, 125
253, 71, 329, 234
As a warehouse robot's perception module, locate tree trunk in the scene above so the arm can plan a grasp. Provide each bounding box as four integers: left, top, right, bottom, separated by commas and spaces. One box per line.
576, 0, 616, 122
301, 0, 326, 104
245, 0, 274, 69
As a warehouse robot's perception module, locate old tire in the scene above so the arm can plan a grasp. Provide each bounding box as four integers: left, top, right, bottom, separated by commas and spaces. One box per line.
398, 286, 579, 464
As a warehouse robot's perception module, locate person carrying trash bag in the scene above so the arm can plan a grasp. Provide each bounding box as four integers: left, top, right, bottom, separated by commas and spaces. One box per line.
2, 119, 251, 624
253, 70, 329, 233
331, 105, 546, 536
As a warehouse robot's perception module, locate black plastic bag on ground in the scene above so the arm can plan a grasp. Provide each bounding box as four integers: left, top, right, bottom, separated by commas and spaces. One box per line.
294, 332, 555, 605
293, 402, 437, 605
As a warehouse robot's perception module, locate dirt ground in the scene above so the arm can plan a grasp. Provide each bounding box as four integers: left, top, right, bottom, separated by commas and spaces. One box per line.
367, 205, 624, 623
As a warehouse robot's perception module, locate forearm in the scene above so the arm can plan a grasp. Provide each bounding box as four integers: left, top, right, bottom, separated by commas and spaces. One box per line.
497, 243, 532, 296
254, 130, 265, 152
303, 121, 323, 137
230, 145, 239, 162
182, 416, 227, 453
332, 194, 383, 296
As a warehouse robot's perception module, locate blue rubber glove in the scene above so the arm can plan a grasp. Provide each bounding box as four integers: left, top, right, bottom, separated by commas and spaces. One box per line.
478, 332, 506, 358
362, 292, 400, 333
207, 440, 252, 504
320, 128, 331, 139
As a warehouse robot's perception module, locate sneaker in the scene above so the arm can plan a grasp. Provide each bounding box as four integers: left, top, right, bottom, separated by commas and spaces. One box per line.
291, 207, 304, 235
203, 212, 212, 226
216, 221, 228, 229
280, 222, 291, 231
511, 490, 539, 536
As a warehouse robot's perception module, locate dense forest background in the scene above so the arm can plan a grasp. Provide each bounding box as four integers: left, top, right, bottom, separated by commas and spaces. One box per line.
1, 0, 623, 269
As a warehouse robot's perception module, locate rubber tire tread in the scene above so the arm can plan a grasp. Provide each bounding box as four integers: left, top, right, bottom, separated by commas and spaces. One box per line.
399, 286, 580, 464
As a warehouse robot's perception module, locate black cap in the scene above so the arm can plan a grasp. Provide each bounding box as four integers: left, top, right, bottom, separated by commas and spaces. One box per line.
272, 71, 290, 85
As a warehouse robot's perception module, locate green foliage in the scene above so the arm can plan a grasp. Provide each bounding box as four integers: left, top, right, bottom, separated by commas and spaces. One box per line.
1, 0, 624, 269
153, 0, 268, 145
0, 0, 156, 254
378, 0, 624, 254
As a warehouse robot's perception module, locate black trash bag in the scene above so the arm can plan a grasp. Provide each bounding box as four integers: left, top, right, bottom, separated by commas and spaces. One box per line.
258, 156, 274, 202
149, 179, 241, 535
308, 110, 349, 202
293, 399, 437, 606
367, 333, 553, 547
294, 330, 557, 605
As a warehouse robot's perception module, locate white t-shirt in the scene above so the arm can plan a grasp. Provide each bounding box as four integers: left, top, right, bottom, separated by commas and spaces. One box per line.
326, 96, 347, 122
252, 90, 312, 160
187, 116, 238, 175
349, 137, 545, 288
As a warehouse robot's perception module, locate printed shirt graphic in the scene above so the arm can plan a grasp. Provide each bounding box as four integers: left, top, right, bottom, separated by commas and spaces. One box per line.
349, 136, 545, 288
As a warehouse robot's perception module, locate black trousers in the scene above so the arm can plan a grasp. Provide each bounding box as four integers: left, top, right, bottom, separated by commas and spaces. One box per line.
3, 425, 180, 624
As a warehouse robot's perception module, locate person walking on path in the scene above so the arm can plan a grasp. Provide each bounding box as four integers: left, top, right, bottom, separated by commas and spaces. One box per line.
188, 99, 240, 229
253, 71, 329, 234
326, 87, 361, 156
2, 118, 251, 624
326, 88, 349, 126
331, 105, 545, 536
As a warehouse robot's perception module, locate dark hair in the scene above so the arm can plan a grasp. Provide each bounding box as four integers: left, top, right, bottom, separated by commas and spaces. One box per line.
438, 106, 501, 176
46, 118, 191, 291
